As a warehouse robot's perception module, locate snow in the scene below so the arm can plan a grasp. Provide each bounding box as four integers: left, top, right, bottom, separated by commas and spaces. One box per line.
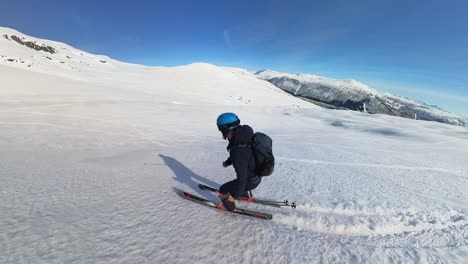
1, 27, 468, 263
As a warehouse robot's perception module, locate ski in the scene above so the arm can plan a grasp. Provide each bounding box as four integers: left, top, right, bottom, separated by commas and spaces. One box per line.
198, 183, 296, 209
176, 189, 273, 220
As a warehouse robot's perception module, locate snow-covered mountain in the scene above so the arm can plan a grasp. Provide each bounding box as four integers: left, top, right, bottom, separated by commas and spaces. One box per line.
255, 70, 468, 126
0, 27, 313, 108
0, 27, 122, 79
2, 26, 465, 126
1, 27, 468, 263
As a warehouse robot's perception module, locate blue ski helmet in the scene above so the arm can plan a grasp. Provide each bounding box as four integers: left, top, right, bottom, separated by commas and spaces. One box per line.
217, 113, 240, 134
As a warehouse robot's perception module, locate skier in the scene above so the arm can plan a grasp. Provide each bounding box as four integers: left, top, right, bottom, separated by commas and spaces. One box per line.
216, 112, 261, 211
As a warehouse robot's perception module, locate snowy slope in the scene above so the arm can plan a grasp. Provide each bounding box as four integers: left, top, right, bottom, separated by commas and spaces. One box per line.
0, 27, 126, 80
1, 27, 468, 264
254, 69, 468, 126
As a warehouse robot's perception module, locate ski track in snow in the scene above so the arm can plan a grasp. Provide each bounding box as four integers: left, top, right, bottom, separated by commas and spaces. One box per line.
274, 203, 467, 237
2, 104, 467, 263
278, 157, 467, 177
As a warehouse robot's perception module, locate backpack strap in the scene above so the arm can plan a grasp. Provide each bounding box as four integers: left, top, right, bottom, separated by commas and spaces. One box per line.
233, 143, 250, 148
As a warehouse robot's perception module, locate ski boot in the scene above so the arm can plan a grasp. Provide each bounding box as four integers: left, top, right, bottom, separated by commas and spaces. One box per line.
218, 193, 236, 211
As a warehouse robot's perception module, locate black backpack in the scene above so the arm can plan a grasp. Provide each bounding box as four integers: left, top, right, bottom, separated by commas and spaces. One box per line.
250, 132, 275, 176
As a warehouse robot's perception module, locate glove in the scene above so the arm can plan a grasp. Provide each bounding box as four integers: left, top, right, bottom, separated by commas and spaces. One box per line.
222, 161, 230, 168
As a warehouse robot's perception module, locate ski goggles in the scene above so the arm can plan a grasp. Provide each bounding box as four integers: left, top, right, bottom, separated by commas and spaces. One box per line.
217, 120, 240, 133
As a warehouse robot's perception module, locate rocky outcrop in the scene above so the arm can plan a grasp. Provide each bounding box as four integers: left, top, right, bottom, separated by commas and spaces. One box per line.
10, 35, 57, 54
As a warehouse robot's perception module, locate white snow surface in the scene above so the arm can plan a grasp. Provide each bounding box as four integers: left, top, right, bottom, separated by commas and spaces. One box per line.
1, 27, 468, 264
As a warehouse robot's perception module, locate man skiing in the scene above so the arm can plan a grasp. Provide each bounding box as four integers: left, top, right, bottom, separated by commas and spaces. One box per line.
216, 112, 261, 211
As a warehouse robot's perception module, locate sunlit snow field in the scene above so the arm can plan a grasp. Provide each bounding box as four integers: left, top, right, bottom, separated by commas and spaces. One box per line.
1, 27, 467, 263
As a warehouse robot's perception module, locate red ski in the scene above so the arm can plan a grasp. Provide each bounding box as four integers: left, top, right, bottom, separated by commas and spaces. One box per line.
176, 189, 272, 220
198, 183, 296, 209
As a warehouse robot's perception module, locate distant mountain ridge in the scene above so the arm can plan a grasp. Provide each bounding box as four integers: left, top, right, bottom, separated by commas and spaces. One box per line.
254, 70, 467, 126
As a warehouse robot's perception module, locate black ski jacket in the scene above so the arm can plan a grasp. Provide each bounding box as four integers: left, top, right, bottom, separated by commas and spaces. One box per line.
225, 125, 261, 199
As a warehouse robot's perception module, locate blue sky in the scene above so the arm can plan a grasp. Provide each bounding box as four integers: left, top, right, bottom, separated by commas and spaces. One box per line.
2, 0, 468, 117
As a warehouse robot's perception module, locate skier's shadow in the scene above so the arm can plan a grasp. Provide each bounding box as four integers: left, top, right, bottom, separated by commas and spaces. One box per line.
159, 154, 219, 199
